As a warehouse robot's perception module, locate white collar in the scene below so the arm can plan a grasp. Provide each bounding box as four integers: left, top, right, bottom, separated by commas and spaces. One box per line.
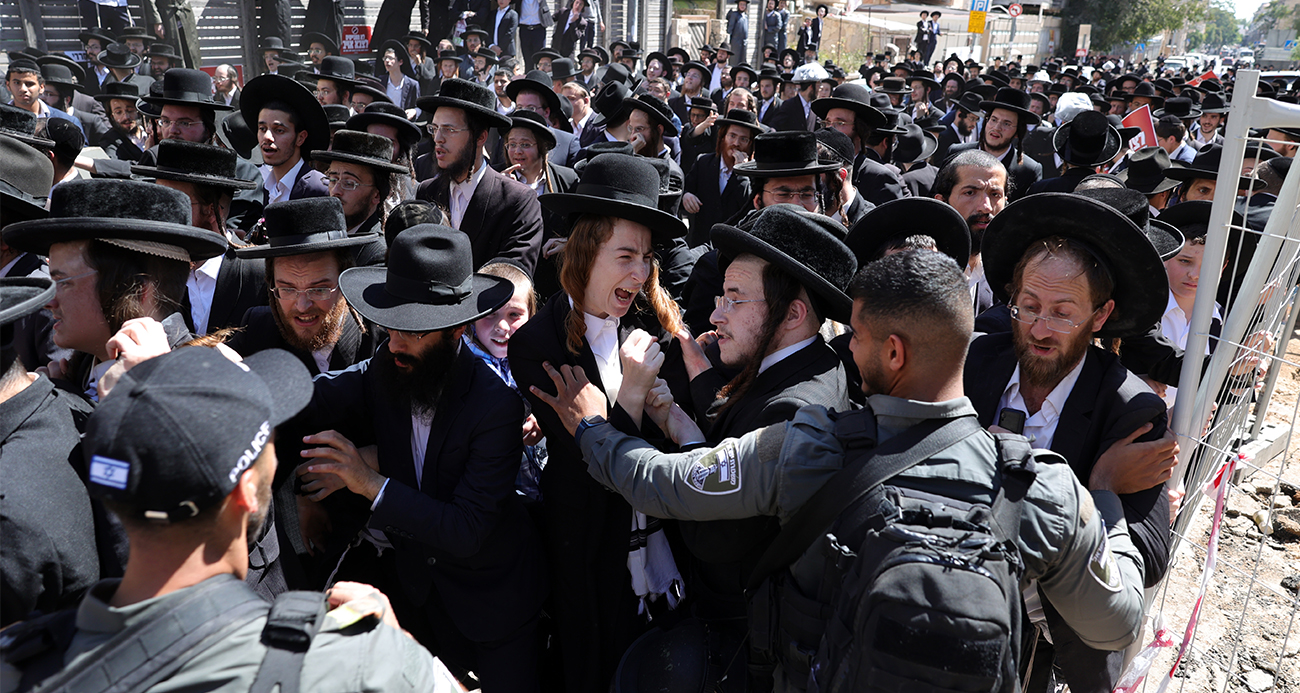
263, 156, 305, 192
195, 252, 223, 280
575, 110, 593, 130
1002, 351, 1087, 423
759, 335, 817, 374
451, 156, 489, 195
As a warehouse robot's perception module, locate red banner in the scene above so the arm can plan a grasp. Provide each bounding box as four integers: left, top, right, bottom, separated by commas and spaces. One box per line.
341, 26, 373, 55
1187, 69, 1218, 87
1122, 104, 1157, 150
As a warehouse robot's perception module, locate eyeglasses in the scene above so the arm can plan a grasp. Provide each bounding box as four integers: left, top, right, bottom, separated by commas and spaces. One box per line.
714, 295, 766, 313
271, 286, 339, 302
819, 118, 852, 129
1008, 304, 1098, 334
325, 176, 374, 191
53, 269, 98, 292
426, 124, 470, 138
391, 328, 431, 341
764, 187, 817, 203
505, 141, 536, 151
350, 101, 369, 112
158, 117, 202, 129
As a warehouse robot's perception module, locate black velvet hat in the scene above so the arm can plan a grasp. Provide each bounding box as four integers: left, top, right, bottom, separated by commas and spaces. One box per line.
39, 63, 82, 94
731, 63, 758, 84
236, 197, 380, 259
686, 95, 717, 113
312, 129, 408, 173
980, 86, 1041, 126
258, 36, 288, 53
1105, 113, 1142, 144
36, 55, 87, 85
551, 58, 577, 81
241, 73, 332, 153
1123, 81, 1165, 107
810, 83, 887, 129
712, 204, 858, 323
540, 153, 687, 241
715, 107, 763, 134
300, 56, 359, 88
132, 139, 258, 190
325, 103, 351, 130
735, 131, 840, 178
418, 78, 512, 128
143, 42, 181, 62
531, 47, 562, 65
681, 61, 711, 83
340, 224, 513, 332
1199, 91, 1229, 114
506, 71, 565, 119
461, 25, 490, 43
471, 47, 499, 67
1118, 147, 1182, 194
1152, 96, 1201, 120
1074, 187, 1184, 261
301, 32, 341, 55
216, 110, 260, 162
892, 123, 938, 164
908, 69, 940, 89
79, 27, 116, 47
876, 77, 909, 94
345, 101, 423, 149
981, 192, 1168, 338
98, 42, 142, 70
0, 104, 54, 149
3, 179, 228, 261
351, 76, 394, 107
436, 48, 461, 65
845, 197, 970, 267
0, 277, 55, 330
814, 127, 855, 167
398, 31, 432, 51
0, 134, 54, 223
1163, 144, 1251, 190
953, 91, 985, 115
140, 68, 232, 110
1052, 110, 1121, 166
500, 109, 557, 150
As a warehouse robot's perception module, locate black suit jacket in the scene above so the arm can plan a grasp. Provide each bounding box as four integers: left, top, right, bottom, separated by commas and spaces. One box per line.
184, 246, 268, 335
933, 123, 969, 164
1026, 165, 1091, 195
97, 127, 145, 162
947, 141, 1042, 201
758, 96, 783, 126
415, 163, 544, 274
227, 305, 380, 375
296, 345, 548, 642
900, 161, 938, 198
770, 95, 815, 132
259, 159, 331, 206
854, 148, 909, 205
490, 7, 519, 57
683, 153, 752, 247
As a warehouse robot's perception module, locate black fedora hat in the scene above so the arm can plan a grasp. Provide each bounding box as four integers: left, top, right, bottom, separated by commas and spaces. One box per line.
1052, 110, 1121, 166
908, 69, 940, 89
346, 101, 423, 149
132, 139, 257, 190
3, 179, 227, 261
591, 80, 632, 119
712, 204, 858, 323
241, 73, 332, 153
876, 76, 909, 94
980, 86, 1041, 126
499, 109, 557, 150
645, 51, 670, 69
418, 78, 512, 128
892, 123, 938, 165
435, 48, 461, 65
350, 75, 395, 105
1151, 78, 1175, 98
301, 31, 341, 55
686, 95, 717, 113
814, 127, 855, 167
216, 111, 260, 162
258, 36, 289, 53
1123, 81, 1165, 107
715, 108, 763, 135
1199, 91, 1229, 114
551, 58, 578, 81
312, 129, 408, 173
471, 47, 499, 67
873, 108, 909, 136
36, 54, 86, 84
953, 91, 985, 116
540, 153, 687, 241
300, 55, 359, 88
0, 104, 54, 149
462, 25, 490, 43
340, 224, 513, 332
615, 93, 679, 137
98, 42, 142, 70
981, 192, 1168, 338
731, 63, 758, 84
845, 197, 970, 267
506, 71, 565, 118
1118, 146, 1182, 194
581, 47, 607, 64
79, 27, 116, 47
1152, 96, 1201, 120
601, 62, 637, 87
39, 63, 82, 94
142, 68, 233, 111
0, 277, 55, 330
531, 47, 562, 65
398, 31, 432, 50
736, 130, 841, 177
811, 83, 887, 129
324, 103, 351, 130
1105, 113, 1142, 144
1162, 144, 1252, 190
236, 197, 380, 259
143, 42, 181, 62
0, 134, 54, 223
1074, 187, 1184, 261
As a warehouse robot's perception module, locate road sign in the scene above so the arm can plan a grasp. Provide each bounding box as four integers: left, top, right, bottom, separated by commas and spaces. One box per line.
1076, 48, 1087, 57
1008, 3, 1022, 17
968, 0, 989, 33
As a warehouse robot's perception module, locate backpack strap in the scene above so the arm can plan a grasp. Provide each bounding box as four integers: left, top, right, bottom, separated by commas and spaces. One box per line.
746, 414, 982, 589
11, 575, 268, 693
249, 591, 329, 693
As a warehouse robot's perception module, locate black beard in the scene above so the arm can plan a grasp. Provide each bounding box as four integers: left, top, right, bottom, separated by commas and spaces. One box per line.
957, 119, 972, 136
373, 334, 460, 417
345, 206, 377, 231
1012, 322, 1091, 391
438, 139, 479, 182
966, 213, 990, 253
270, 294, 349, 353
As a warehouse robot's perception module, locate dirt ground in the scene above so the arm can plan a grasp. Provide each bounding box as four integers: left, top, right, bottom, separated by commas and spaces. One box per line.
1141, 334, 1300, 693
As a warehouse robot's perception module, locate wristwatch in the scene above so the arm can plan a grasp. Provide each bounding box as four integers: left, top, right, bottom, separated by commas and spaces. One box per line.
575, 414, 608, 446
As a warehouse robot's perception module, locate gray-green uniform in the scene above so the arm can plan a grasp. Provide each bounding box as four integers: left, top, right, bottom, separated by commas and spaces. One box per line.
578, 395, 1147, 692
143, 0, 201, 69
1, 576, 442, 693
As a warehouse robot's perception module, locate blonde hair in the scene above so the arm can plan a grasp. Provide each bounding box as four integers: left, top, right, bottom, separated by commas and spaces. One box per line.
479, 262, 538, 315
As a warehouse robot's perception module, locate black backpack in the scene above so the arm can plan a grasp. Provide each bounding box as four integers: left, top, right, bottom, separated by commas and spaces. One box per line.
746, 410, 1038, 692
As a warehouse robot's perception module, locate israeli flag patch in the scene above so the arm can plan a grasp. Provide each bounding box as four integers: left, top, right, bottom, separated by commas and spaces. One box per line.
89, 455, 130, 490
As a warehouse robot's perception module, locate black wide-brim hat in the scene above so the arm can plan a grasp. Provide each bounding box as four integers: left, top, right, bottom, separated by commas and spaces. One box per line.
98, 43, 142, 69
0, 135, 52, 223
1118, 147, 1183, 195
345, 102, 423, 149
712, 204, 857, 323
3, 179, 228, 261
506, 72, 565, 119
540, 153, 687, 242
499, 110, 557, 150
980, 86, 1041, 126
217, 111, 261, 163
79, 28, 117, 47
417, 78, 512, 128
892, 124, 938, 165
982, 193, 1168, 338
616, 94, 679, 137
340, 224, 514, 332
311, 129, 409, 173
845, 197, 970, 267
236, 196, 381, 258
302, 32, 341, 54
1157, 200, 1250, 262
1163, 144, 1252, 190
0, 277, 55, 329
714, 108, 763, 134
132, 139, 258, 190
735, 130, 841, 178
1052, 111, 1122, 166
299, 56, 360, 88
810, 83, 887, 128
140, 68, 233, 110
241, 74, 332, 153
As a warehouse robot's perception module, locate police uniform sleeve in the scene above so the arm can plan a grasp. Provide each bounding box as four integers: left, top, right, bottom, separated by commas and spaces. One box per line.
1023, 457, 1146, 651
301, 611, 444, 691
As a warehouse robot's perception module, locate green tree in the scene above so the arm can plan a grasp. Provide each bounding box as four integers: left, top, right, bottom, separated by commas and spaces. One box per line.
1198, 1, 1242, 48
1061, 0, 1209, 55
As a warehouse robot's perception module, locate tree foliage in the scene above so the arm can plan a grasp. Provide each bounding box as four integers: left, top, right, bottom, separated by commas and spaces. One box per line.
1060, 0, 1209, 54
1188, 1, 1243, 49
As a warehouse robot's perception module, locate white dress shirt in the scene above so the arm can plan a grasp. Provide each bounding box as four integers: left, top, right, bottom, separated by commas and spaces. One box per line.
583, 308, 622, 404
759, 335, 817, 375
718, 161, 732, 196
494, 6, 510, 45
186, 253, 224, 335
261, 157, 306, 205
995, 355, 1087, 449
1159, 291, 1219, 408
311, 347, 333, 374
520, 0, 541, 25
572, 110, 593, 141
450, 157, 490, 229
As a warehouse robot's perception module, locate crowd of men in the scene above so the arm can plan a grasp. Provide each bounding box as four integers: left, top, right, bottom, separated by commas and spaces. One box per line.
1, 5, 1297, 693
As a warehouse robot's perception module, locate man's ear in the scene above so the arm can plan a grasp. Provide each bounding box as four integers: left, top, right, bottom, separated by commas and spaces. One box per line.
1091, 299, 1116, 334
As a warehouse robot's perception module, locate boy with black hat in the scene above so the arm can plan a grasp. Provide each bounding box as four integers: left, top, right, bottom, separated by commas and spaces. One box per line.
287, 224, 549, 693
6, 60, 87, 138
242, 73, 332, 207
38, 62, 108, 147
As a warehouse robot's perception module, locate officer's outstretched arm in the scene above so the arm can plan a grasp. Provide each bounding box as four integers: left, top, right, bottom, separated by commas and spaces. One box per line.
1031, 463, 1146, 651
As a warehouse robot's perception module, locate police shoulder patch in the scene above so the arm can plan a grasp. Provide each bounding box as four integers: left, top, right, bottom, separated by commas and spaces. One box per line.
686, 442, 742, 495
1088, 528, 1123, 592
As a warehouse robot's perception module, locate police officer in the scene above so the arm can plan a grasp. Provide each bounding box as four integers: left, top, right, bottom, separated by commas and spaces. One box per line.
532, 249, 1147, 692
0, 347, 444, 692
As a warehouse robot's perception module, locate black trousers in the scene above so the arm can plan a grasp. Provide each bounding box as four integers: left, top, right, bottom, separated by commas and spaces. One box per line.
519, 24, 547, 67
79, 1, 132, 33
